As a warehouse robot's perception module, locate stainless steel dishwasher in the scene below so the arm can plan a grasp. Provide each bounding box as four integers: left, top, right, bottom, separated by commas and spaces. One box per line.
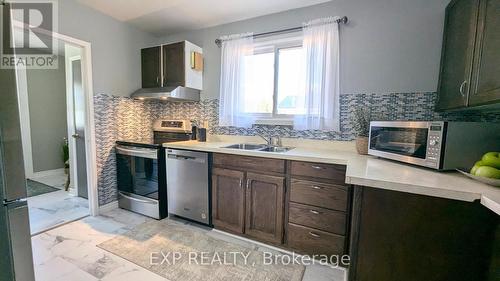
166, 149, 210, 225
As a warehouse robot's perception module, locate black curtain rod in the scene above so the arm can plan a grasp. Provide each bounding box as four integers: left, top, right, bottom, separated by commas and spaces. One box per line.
215, 16, 348, 47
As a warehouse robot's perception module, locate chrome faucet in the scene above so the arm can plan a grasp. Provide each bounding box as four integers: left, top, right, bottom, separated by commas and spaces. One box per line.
258, 135, 282, 147
257, 134, 271, 145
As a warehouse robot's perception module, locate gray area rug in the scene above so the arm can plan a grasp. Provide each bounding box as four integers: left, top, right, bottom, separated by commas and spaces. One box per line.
26, 179, 59, 197
98, 219, 305, 281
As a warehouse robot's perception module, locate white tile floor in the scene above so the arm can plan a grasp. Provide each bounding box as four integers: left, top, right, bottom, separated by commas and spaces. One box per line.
27, 173, 89, 235
31, 173, 67, 190
28, 190, 89, 235
31, 209, 347, 281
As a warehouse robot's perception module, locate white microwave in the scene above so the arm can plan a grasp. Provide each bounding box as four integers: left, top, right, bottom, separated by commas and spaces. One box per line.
368, 121, 500, 171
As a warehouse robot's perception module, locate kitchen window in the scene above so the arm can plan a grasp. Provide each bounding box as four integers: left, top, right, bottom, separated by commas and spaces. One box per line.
242, 36, 305, 123
219, 17, 341, 131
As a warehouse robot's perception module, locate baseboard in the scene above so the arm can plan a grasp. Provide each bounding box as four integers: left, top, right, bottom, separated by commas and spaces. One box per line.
31, 168, 65, 179
99, 201, 119, 214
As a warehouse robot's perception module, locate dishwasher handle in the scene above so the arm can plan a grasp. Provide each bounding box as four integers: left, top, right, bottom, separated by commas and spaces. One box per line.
167, 153, 207, 164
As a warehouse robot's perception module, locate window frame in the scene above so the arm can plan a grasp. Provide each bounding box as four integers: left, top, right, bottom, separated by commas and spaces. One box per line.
246, 34, 304, 124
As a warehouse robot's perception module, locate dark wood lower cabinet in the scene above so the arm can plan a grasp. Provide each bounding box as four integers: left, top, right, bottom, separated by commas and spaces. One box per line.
289, 179, 348, 211
245, 172, 285, 244
212, 154, 350, 255
486, 224, 500, 281
349, 186, 499, 281
211, 168, 245, 234
290, 161, 347, 183
287, 223, 345, 256
288, 202, 347, 235
213, 153, 285, 174
211, 154, 499, 279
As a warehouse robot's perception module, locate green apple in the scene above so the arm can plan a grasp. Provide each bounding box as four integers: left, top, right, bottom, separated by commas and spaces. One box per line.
470, 161, 486, 175
482, 152, 500, 169
475, 166, 500, 179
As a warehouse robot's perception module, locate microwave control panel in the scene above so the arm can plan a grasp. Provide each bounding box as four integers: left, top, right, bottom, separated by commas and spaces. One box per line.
426, 122, 445, 167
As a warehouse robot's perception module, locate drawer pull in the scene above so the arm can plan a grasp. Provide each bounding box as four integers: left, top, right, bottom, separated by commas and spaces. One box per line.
309, 210, 321, 215
312, 185, 323, 190
309, 231, 321, 238
311, 165, 324, 170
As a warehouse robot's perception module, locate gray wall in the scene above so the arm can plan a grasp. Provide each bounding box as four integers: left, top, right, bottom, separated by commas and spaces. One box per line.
27, 56, 67, 172
57, 0, 157, 96
158, 0, 450, 99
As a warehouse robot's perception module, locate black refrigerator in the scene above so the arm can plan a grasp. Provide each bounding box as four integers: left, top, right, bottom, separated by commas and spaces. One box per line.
0, 3, 36, 281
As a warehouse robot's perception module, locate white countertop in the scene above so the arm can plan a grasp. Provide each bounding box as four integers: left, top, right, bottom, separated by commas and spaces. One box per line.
164, 136, 500, 215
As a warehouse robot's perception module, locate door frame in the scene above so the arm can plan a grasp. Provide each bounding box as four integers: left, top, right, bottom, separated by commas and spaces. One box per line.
12, 21, 99, 216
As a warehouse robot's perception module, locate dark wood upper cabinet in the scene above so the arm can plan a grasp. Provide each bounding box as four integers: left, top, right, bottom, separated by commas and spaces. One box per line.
163, 42, 185, 87
437, 0, 500, 110
211, 168, 246, 234
139, 41, 203, 90
141, 46, 161, 88
436, 0, 480, 111
469, 0, 500, 106
245, 172, 285, 244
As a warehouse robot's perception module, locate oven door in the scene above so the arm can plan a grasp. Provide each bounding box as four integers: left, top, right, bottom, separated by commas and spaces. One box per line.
116, 145, 160, 218
368, 121, 436, 168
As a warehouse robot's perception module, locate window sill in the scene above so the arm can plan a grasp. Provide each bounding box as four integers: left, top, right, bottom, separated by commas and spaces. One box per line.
254, 118, 294, 126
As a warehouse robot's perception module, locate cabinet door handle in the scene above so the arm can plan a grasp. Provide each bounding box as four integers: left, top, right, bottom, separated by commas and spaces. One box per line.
309, 210, 321, 215
156, 76, 160, 86
309, 232, 321, 238
312, 185, 323, 190
311, 165, 324, 170
239, 179, 243, 188
246, 179, 251, 190
459, 80, 467, 97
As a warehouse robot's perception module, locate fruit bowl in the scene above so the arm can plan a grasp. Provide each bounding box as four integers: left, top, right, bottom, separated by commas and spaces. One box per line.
456, 169, 500, 187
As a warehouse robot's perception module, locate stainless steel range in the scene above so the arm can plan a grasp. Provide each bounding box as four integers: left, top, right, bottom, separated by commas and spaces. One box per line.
115, 119, 193, 219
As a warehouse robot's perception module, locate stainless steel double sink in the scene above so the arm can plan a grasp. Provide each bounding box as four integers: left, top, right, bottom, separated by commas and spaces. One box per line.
223, 143, 294, 153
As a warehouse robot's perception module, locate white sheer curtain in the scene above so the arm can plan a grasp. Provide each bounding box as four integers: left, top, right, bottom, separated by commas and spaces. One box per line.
218, 33, 255, 127
294, 17, 340, 131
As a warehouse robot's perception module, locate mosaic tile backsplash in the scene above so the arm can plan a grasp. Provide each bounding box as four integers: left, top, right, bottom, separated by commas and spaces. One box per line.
94, 92, 500, 205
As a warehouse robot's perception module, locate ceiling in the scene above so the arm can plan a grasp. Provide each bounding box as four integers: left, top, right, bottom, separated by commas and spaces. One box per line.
78, 0, 331, 36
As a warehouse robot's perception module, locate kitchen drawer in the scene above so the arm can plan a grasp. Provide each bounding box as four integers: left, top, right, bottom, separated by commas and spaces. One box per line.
290, 161, 346, 183
288, 202, 346, 235
287, 223, 345, 256
290, 179, 348, 211
213, 153, 285, 174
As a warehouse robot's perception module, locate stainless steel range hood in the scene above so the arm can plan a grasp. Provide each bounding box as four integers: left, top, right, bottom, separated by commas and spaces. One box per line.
131, 86, 200, 102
